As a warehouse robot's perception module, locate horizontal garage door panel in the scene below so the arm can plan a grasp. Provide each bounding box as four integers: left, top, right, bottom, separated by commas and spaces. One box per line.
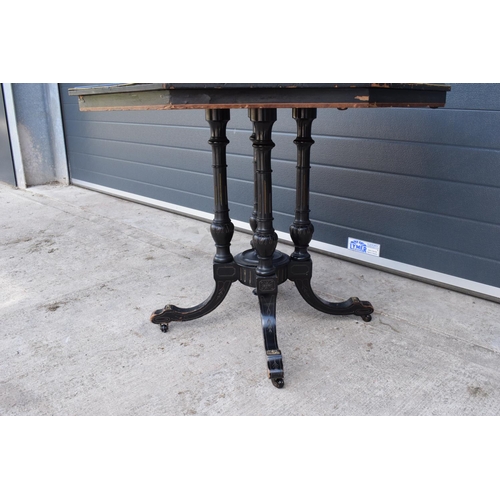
306, 192, 498, 260
310, 218, 500, 287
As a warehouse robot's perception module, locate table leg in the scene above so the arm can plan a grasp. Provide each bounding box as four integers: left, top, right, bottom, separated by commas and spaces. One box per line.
288, 108, 374, 322
249, 108, 284, 388
150, 109, 237, 331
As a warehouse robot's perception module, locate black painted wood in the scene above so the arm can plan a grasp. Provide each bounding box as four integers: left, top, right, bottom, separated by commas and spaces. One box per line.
150, 262, 238, 330
288, 108, 373, 322
70, 83, 450, 95
148, 106, 374, 387
249, 108, 279, 277
151, 110, 237, 329
146, 104, 377, 387
290, 108, 316, 261
206, 109, 234, 264
69, 83, 450, 111
257, 276, 284, 388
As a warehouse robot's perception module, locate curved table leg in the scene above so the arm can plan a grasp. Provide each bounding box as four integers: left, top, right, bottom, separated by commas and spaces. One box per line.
151, 109, 236, 332
151, 263, 237, 331
249, 108, 284, 388
289, 259, 374, 322
289, 108, 374, 322
256, 276, 284, 388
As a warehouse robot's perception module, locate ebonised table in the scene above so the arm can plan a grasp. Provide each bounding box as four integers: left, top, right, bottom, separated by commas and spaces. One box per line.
69, 83, 450, 388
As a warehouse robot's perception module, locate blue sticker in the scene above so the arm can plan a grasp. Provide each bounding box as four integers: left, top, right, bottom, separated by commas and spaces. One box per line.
348, 238, 380, 257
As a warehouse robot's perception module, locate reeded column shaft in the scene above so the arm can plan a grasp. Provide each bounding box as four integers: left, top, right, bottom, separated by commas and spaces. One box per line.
290, 108, 317, 261
249, 108, 278, 276
249, 128, 258, 234
206, 109, 234, 264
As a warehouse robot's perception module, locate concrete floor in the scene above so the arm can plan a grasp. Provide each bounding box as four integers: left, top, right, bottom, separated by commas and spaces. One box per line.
1, 181, 499, 415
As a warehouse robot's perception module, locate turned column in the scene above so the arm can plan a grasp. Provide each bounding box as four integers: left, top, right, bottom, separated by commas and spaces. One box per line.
249, 108, 278, 276
290, 108, 317, 261
206, 109, 234, 264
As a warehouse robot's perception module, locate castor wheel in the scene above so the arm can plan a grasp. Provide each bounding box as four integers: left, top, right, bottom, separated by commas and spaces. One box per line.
160, 323, 169, 333
361, 314, 372, 322
272, 378, 285, 389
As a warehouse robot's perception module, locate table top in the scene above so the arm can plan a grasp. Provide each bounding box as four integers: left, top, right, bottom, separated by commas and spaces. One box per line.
69, 83, 450, 111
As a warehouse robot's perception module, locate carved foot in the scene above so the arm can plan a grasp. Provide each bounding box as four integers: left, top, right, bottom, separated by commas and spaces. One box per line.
289, 259, 374, 320
150, 263, 237, 330
267, 349, 284, 388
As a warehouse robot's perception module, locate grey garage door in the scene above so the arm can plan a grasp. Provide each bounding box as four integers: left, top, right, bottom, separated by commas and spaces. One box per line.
59, 84, 500, 292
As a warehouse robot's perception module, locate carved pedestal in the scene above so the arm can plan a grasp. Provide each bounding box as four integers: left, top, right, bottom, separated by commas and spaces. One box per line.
151, 107, 374, 388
